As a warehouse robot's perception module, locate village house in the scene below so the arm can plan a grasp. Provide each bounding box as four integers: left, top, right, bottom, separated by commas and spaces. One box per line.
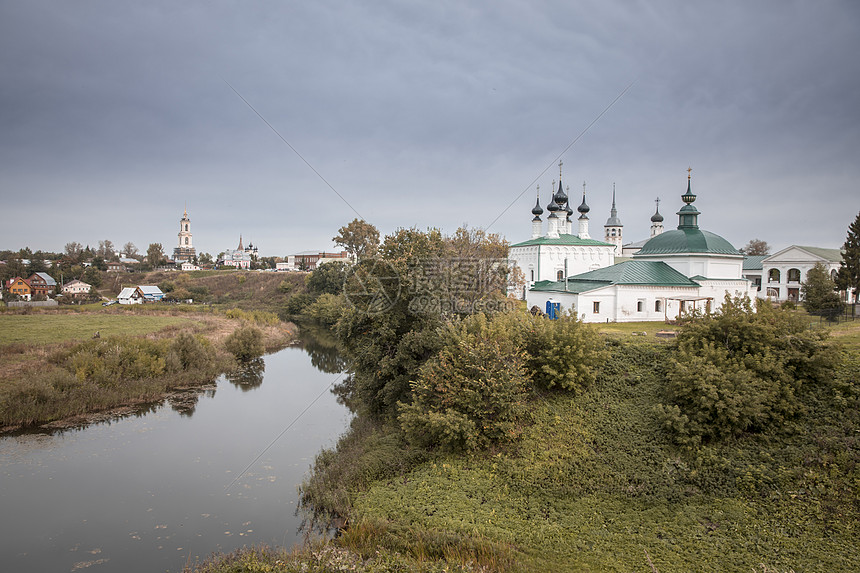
5, 277, 32, 300
27, 272, 57, 297
117, 285, 164, 305
61, 279, 92, 298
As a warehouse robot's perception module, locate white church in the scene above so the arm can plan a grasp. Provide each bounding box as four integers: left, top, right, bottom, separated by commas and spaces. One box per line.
508, 162, 619, 293
511, 169, 754, 323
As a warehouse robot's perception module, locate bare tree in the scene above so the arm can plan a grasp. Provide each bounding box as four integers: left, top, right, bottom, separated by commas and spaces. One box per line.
741, 239, 770, 256
98, 240, 116, 259
64, 242, 84, 261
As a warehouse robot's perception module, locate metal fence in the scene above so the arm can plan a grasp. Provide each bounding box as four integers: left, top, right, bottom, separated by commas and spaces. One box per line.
6, 300, 59, 308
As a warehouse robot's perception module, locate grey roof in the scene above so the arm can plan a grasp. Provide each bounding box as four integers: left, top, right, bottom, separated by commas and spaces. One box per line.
34, 272, 56, 286
137, 285, 163, 295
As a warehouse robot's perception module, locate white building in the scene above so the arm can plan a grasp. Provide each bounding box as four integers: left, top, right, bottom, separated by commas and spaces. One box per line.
508, 163, 617, 296
759, 245, 845, 302
526, 172, 753, 322
221, 236, 255, 269
62, 280, 92, 297
118, 287, 143, 304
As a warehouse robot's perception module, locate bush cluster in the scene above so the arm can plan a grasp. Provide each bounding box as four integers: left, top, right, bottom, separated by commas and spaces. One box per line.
657, 296, 839, 445
397, 312, 604, 452
224, 325, 265, 362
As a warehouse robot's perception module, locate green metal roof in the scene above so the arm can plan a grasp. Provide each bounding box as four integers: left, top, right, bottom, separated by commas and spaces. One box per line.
635, 228, 740, 256
743, 255, 767, 270
529, 260, 701, 294
795, 246, 843, 262
511, 233, 615, 248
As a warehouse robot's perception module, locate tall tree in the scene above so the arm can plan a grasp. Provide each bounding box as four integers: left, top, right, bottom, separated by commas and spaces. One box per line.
97, 240, 115, 260
741, 239, 770, 256
147, 243, 164, 269
122, 242, 138, 257
83, 266, 102, 288
802, 262, 843, 317
333, 219, 380, 260
836, 211, 860, 303
64, 242, 84, 262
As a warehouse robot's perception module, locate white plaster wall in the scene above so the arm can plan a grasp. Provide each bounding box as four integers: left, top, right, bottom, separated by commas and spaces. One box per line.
761, 261, 841, 301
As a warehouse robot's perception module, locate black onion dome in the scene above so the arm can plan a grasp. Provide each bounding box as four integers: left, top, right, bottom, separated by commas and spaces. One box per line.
532, 196, 544, 216
651, 207, 663, 222
577, 194, 590, 214
553, 179, 568, 205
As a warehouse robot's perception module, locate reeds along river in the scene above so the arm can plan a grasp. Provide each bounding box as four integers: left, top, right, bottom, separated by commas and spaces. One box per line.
0, 330, 350, 573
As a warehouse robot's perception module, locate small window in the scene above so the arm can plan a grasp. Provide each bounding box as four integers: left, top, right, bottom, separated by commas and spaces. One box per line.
637, 300, 644, 312
655, 300, 662, 312
593, 301, 600, 313
530, 270, 534, 281
557, 270, 564, 280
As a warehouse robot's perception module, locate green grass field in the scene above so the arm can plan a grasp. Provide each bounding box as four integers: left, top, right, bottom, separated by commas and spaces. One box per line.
0, 313, 189, 345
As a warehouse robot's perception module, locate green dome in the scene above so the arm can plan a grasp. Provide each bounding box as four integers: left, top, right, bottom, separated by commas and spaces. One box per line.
636, 228, 740, 256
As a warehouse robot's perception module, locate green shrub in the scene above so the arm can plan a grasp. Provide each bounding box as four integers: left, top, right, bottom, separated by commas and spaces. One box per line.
398, 313, 530, 452
303, 293, 348, 326
520, 313, 605, 391
168, 331, 214, 371
658, 296, 839, 445
283, 293, 315, 316
224, 325, 264, 362
66, 336, 168, 387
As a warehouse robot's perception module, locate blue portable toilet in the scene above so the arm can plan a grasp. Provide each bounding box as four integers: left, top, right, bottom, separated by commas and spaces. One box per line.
545, 300, 560, 320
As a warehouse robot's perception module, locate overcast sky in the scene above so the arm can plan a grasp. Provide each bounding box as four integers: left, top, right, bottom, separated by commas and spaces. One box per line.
2, 1, 858, 258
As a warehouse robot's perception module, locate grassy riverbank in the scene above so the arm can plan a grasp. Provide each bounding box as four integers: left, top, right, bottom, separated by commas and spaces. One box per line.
289, 315, 855, 573
0, 307, 295, 431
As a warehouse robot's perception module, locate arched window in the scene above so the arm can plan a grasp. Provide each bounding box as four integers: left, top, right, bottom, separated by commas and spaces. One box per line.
557, 270, 564, 280
185, 224, 189, 231
530, 269, 534, 281
768, 269, 781, 283
787, 268, 801, 282
655, 300, 662, 312
831, 269, 838, 282
185, 237, 189, 245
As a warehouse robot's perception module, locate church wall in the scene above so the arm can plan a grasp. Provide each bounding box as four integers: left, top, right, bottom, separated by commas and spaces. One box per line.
635, 254, 743, 280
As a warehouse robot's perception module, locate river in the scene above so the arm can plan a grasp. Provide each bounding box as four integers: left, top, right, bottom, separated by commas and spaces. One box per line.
0, 330, 350, 573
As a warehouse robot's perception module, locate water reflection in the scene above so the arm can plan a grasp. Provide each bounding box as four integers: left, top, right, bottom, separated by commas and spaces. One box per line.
167, 386, 217, 416
226, 358, 266, 391
0, 331, 350, 573
331, 374, 358, 412
297, 325, 347, 374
